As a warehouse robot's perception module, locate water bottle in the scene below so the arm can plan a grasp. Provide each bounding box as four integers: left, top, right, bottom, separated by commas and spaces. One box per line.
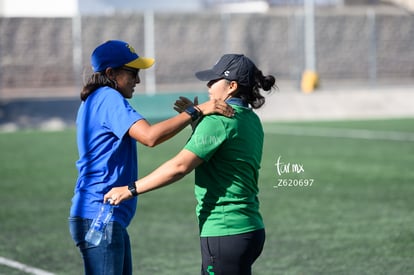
85, 201, 114, 246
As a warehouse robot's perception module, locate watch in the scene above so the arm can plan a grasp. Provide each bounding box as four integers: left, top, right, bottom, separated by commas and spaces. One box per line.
128, 181, 138, 197
184, 105, 201, 121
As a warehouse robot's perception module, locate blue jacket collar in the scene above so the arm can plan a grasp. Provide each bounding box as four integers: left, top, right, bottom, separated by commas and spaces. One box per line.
226, 97, 249, 108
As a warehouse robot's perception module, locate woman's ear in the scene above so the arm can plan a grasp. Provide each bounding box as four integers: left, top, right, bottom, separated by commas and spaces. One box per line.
105, 67, 115, 80
227, 81, 238, 96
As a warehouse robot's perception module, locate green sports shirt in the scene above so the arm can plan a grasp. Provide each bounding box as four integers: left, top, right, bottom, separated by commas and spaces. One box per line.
184, 101, 265, 237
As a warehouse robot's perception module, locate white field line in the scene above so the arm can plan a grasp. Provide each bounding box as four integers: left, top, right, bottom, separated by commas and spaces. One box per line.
264, 126, 414, 142
0, 257, 55, 275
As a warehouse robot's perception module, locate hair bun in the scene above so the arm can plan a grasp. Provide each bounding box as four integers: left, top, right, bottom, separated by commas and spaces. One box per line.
261, 75, 276, 91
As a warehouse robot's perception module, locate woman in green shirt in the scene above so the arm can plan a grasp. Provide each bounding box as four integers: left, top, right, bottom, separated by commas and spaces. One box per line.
105, 54, 276, 275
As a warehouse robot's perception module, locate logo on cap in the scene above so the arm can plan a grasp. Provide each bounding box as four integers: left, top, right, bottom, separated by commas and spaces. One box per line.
126, 44, 136, 54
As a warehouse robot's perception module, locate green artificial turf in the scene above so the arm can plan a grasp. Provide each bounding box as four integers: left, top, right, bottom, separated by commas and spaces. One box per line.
0, 118, 413, 274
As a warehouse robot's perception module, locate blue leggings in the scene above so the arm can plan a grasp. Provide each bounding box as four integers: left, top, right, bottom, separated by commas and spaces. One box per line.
69, 217, 132, 275
200, 229, 265, 275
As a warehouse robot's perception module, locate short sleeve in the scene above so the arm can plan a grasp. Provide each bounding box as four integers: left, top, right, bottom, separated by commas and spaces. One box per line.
184, 116, 227, 161
100, 88, 144, 139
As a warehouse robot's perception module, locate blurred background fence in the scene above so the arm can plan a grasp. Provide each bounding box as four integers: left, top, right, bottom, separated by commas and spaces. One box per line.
0, 0, 413, 130
0, 1, 413, 98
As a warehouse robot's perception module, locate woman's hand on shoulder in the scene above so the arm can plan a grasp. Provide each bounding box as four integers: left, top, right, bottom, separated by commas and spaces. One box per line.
198, 98, 234, 117
174, 96, 234, 117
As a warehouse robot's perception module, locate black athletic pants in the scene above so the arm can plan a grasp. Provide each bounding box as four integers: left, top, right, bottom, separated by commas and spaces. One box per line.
200, 229, 265, 275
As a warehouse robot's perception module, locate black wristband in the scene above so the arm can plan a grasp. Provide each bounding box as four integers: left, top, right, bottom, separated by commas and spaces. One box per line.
128, 181, 138, 197
184, 105, 201, 121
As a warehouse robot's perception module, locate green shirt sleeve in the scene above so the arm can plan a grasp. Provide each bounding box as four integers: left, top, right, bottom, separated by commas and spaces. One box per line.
184, 116, 227, 161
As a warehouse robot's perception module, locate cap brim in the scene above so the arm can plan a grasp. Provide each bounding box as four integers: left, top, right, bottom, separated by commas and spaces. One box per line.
195, 70, 222, 81
125, 56, 155, 69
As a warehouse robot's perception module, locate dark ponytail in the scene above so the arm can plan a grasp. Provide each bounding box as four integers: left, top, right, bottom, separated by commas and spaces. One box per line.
235, 67, 276, 109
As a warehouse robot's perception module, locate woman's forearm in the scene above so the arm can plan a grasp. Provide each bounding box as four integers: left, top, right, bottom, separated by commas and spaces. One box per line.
129, 112, 191, 147
104, 149, 203, 205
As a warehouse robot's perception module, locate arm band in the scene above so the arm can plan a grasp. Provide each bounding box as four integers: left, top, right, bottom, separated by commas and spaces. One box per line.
184, 105, 202, 121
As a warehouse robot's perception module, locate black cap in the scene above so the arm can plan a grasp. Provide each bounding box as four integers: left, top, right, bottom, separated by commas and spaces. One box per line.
195, 54, 256, 87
